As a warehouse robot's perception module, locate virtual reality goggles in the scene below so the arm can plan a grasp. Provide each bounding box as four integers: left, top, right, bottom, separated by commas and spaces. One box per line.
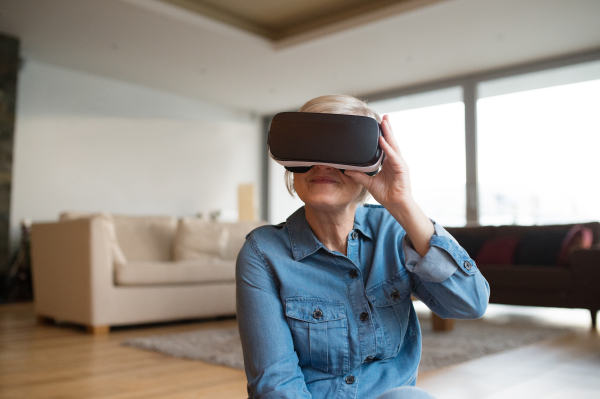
268, 112, 384, 176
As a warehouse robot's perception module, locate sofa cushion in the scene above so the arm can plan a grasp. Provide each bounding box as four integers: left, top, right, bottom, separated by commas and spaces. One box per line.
450, 232, 487, 259
221, 221, 267, 260
475, 237, 520, 265
173, 219, 229, 260
557, 225, 594, 267
478, 265, 571, 292
514, 229, 569, 266
113, 215, 178, 262
114, 256, 235, 285
59, 211, 127, 266
173, 219, 267, 261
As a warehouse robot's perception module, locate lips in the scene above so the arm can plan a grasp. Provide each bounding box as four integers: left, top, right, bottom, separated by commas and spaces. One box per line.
311, 176, 338, 183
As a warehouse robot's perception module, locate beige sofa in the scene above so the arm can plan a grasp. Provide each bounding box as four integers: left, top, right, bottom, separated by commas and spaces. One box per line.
30, 212, 265, 334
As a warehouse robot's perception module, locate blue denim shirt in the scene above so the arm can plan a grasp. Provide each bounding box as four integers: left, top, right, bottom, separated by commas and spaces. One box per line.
236, 204, 490, 399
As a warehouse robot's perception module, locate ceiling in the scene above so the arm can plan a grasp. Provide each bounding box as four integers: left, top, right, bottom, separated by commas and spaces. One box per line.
0, 0, 599, 115
158, 0, 446, 45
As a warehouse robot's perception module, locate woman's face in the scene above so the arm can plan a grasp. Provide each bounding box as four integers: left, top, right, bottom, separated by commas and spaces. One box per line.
293, 165, 363, 211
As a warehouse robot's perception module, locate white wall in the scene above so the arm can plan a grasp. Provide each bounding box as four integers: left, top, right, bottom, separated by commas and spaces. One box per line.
268, 159, 304, 225
10, 61, 261, 249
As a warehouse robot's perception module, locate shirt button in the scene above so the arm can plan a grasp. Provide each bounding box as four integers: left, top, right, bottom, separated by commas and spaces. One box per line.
360, 312, 369, 321
351, 231, 358, 240
345, 375, 356, 384
313, 309, 323, 319
349, 270, 359, 279
365, 356, 374, 362
464, 260, 472, 270
391, 290, 401, 301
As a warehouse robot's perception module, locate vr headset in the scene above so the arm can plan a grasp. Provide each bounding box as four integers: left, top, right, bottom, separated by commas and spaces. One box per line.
268, 112, 384, 176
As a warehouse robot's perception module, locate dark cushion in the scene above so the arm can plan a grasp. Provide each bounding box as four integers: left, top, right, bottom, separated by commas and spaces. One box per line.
557, 225, 594, 267
450, 233, 487, 259
514, 229, 569, 266
475, 237, 520, 265
478, 265, 571, 291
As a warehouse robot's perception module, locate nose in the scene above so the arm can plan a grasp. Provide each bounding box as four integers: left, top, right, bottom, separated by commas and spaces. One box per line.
313, 164, 334, 171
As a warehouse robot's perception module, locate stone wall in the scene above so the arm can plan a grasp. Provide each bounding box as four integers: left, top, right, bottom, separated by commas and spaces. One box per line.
0, 33, 18, 272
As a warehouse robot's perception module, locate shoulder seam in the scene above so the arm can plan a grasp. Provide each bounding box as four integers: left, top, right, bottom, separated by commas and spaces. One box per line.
246, 236, 279, 284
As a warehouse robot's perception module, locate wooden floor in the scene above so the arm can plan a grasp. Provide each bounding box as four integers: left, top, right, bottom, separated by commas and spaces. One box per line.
0, 302, 598, 399
0, 302, 247, 399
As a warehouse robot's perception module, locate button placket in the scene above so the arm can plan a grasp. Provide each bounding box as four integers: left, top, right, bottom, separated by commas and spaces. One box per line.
345, 233, 359, 267
334, 254, 376, 371
339, 367, 361, 397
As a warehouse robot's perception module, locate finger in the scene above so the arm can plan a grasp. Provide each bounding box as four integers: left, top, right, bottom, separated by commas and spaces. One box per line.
344, 170, 372, 187
381, 118, 402, 156
380, 136, 411, 176
379, 136, 403, 168
381, 117, 410, 167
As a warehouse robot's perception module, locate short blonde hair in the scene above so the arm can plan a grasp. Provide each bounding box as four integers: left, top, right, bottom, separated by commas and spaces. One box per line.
284, 94, 381, 204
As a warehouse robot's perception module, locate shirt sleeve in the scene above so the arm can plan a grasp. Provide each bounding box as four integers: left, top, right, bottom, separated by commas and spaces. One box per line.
236, 238, 312, 399
402, 220, 458, 283
402, 220, 490, 320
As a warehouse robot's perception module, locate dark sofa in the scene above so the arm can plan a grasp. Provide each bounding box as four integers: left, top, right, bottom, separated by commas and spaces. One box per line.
445, 222, 600, 328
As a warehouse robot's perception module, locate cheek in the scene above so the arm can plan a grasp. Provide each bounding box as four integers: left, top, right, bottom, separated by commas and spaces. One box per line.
292, 175, 306, 193
343, 177, 363, 194
344, 179, 365, 203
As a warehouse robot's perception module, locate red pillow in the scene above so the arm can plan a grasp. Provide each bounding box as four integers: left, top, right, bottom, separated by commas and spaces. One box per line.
557, 225, 593, 267
475, 237, 520, 265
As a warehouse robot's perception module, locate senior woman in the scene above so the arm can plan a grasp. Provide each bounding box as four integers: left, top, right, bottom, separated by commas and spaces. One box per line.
236, 95, 490, 399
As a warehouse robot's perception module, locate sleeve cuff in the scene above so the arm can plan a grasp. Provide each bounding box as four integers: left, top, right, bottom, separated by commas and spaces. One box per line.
402, 219, 459, 283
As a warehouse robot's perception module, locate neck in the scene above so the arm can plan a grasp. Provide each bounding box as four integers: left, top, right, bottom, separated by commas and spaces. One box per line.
304, 203, 358, 256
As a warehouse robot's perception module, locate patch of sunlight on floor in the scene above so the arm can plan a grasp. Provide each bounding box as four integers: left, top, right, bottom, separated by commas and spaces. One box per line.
413, 300, 593, 330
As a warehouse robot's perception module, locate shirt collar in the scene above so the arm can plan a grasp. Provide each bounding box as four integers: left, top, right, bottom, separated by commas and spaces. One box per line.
286, 205, 373, 261
353, 205, 373, 240
286, 206, 323, 261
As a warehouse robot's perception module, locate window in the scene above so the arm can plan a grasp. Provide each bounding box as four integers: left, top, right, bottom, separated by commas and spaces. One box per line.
477, 60, 600, 225
370, 87, 466, 226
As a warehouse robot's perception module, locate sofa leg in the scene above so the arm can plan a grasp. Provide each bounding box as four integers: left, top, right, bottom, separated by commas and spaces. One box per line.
432, 312, 455, 331
86, 324, 110, 335
36, 315, 54, 325
591, 309, 598, 330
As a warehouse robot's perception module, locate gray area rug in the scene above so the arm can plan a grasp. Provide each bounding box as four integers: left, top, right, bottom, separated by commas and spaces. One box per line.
121, 316, 574, 373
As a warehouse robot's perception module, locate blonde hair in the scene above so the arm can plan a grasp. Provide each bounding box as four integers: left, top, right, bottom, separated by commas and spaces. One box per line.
284, 94, 381, 204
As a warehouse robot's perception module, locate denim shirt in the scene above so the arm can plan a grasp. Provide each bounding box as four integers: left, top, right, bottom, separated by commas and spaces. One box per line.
236, 204, 490, 399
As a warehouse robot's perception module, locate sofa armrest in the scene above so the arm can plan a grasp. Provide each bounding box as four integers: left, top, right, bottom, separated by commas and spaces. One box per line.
31, 217, 114, 325
571, 247, 600, 269
571, 247, 600, 306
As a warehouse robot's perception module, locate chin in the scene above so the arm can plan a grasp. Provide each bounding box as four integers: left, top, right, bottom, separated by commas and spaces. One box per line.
295, 183, 360, 210
300, 193, 352, 210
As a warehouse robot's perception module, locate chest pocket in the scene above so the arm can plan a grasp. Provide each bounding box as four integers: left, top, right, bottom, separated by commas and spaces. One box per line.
285, 298, 349, 375
366, 271, 415, 359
